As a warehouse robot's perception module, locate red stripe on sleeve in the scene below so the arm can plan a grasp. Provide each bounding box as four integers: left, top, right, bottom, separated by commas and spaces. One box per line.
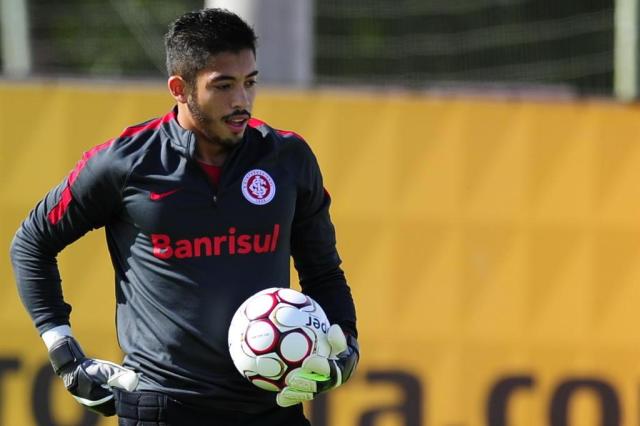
47, 189, 74, 226
248, 118, 305, 140
276, 129, 304, 140
48, 110, 175, 225
247, 117, 266, 128
47, 138, 115, 225
120, 110, 176, 138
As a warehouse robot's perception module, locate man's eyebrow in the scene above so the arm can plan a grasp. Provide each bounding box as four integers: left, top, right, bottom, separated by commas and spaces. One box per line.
208, 70, 259, 83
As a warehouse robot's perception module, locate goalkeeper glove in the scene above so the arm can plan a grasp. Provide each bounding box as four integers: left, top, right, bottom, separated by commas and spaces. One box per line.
47, 334, 138, 416
276, 324, 359, 407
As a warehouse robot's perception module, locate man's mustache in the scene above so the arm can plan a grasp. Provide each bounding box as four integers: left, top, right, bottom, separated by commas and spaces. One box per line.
222, 110, 251, 121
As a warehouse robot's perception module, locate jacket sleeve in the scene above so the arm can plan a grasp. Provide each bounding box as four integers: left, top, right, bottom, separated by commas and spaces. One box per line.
290, 140, 357, 338
9, 139, 123, 334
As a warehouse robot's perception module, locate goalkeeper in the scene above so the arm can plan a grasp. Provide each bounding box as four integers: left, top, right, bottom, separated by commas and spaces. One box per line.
10, 8, 358, 426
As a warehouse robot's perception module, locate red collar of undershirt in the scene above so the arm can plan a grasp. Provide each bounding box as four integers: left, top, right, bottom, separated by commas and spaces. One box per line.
197, 160, 222, 186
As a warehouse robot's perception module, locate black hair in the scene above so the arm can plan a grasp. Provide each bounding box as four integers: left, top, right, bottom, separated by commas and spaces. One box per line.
164, 8, 257, 85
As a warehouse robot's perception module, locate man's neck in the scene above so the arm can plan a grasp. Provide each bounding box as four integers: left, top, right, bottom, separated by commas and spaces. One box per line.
195, 141, 228, 166
176, 104, 227, 166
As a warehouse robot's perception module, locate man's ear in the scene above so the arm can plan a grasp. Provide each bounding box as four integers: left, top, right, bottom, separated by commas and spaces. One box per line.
168, 76, 189, 103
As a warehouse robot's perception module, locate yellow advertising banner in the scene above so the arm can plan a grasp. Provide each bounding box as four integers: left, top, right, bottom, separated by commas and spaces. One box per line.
3, 82, 640, 425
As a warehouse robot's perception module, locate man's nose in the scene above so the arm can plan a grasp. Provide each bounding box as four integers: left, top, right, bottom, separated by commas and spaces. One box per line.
232, 87, 250, 110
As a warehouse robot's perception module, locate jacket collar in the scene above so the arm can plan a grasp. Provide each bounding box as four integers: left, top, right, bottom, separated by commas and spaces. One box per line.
161, 106, 197, 160
161, 105, 252, 164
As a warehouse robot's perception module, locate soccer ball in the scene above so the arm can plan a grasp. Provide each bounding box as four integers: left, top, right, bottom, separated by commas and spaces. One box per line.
228, 287, 331, 391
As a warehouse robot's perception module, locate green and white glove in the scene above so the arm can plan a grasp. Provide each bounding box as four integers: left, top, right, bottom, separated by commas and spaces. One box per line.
44, 326, 138, 416
277, 324, 359, 407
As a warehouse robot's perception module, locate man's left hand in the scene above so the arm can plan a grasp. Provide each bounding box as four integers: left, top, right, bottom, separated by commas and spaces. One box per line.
276, 324, 359, 407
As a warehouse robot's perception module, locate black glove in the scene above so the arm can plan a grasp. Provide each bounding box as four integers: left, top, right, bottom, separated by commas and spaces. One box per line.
48, 336, 138, 416
277, 324, 359, 407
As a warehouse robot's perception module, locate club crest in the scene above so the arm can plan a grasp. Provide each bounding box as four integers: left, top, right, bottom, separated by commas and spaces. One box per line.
241, 169, 276, 205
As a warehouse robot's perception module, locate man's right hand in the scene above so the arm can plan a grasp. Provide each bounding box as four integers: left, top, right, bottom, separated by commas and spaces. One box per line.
276, 324, 359, 407
48, 336, 139, 416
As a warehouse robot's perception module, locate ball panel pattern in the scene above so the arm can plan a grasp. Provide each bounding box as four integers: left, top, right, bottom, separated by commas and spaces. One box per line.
273, 305, 308, 327
245, 294, 278, 320
255, 355, 285, 377
279, 331, 312, 363
245, 320, 279, 354
277, 288, 309, 305
251, 378, 281, 392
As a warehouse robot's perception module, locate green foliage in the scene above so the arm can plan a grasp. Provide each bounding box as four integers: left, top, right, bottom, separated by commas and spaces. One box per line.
30, 0, 201, 77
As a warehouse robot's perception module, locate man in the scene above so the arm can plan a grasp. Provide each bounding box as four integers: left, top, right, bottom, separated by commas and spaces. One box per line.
10, 8, 358, 426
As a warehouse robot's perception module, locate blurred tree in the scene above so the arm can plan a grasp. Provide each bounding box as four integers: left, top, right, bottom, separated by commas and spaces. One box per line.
316, 0, 614, 96
30, 0, 201, 77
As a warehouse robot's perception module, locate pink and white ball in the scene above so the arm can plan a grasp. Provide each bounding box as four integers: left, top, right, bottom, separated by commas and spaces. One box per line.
228, 287, 331, 391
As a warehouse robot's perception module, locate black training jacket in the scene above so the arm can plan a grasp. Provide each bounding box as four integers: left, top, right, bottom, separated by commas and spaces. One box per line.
10, 107, 357, 411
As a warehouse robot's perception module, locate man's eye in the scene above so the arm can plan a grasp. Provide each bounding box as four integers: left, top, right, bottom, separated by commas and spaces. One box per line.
246, 80, 257, 88
216, 84, 232, 90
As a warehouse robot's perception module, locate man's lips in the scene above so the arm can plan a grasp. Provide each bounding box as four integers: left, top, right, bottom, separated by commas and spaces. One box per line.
224, 115, 250, 132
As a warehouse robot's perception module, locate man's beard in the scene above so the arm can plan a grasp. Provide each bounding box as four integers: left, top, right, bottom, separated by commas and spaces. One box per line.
187, 92, 239, 149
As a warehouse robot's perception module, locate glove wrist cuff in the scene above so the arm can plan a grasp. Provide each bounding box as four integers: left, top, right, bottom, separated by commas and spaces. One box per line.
346, 334, 359, 356
48, 336, 85, 375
